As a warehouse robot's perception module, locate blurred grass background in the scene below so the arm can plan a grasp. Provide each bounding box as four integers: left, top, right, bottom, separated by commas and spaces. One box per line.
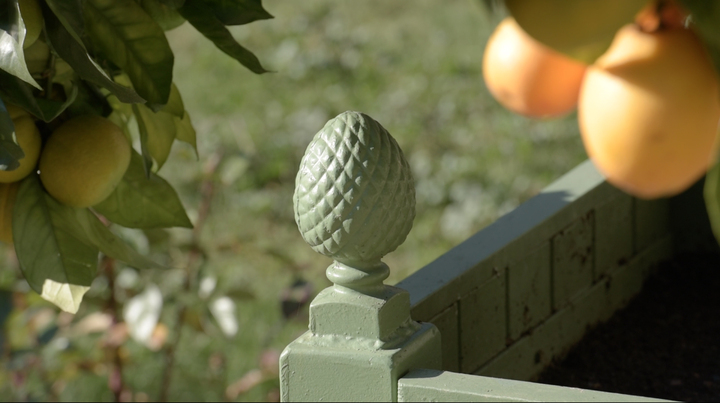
1, 0, 587, 401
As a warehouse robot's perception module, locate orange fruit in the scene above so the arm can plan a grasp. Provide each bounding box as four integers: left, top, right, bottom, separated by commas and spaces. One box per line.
39, 116, 131, 208
482, 17, 587, 118
579, 24, 720, 199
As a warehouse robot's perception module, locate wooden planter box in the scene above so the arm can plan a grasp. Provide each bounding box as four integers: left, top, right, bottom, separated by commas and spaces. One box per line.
282, 156, 713, 401
398, 159, 716, 382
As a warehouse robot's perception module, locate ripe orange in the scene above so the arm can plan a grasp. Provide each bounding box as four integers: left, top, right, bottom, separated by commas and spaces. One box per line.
482, 17, 587, 118
579, 24, 720, 199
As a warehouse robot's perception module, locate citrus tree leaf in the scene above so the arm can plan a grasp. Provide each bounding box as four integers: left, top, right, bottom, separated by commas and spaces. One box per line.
204, 0, 273, 26
162, 83, 184, 117
677, 0, 720, 79
134, 103, 176, 169
44, 0, 85, 45
704, 161, 720, 245
178, 0, 268, 74
138, 0, 186, 31
505, 0, 647, 64
0, 70, 78, 122
63, 79, 113, 119
0, 2, 41, 89
43, 4, 145, 104
174, 111, 197, 154
13, 175, 99, 313
0, 100, 24, 171
94, 151, 193, 229
132, 103, 155, 177
83, 0, 174, 109
157, 0, 185, 8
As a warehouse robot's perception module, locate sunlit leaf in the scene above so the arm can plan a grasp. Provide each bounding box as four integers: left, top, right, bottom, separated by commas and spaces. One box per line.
84, 0, 174, 108
0, 2, 41, 89
134, 104, 176, 169
0, 70, 78, 122
94, 151, 193, 229
14, 174, 160, 312
506, 0, 647, 64
178, 0, 268, 74
209, 296, 238, 337
174, 111, 197, 156
204, 0, 273, 26
0, 100, 23, 171
132, 103, 155, 176
677, 0, 720, 79
162, 83, 184, 117
43, 4, 146, 104
123, 283, 162, 344
13, 175, 99, 312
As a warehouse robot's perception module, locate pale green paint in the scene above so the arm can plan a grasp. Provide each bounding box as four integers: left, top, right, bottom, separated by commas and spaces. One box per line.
508, 242, 551, 341
282, 112, 442, 402
398, 369, 671, 402
459, 270, 507, 373
428, 303, 459, 372
400, 160, 615, 321
594, 194, 633, 280
634, 198, 670, 254
476, 235, 673, 381
552, 212, 594, 310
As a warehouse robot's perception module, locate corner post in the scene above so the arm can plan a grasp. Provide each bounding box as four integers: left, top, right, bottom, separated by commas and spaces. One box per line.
280, 111, 441, 402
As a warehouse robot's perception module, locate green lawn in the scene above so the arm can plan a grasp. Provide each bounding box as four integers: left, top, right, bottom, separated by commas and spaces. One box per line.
1, 1, 587, 401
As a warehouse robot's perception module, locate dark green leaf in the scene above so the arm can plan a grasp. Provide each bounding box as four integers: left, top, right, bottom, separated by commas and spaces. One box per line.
84, 0, 174, 108
134, 103, 176, 169
0, 70, 78, 122
63, 79, 113, 118
0, 99, 23, 171
204, 0, 273, 26
506, 0, 647, 64
0, 2, 41, 89
44, 0, 85, 45
677, 0, 720, 79
705, 161, 720, 246
13, 174, 98, 313
94, 151, 193, 229
158, 0, 185, 8
0, 289, 11, 327
132, 103, 155, 177
178, 0, 268, 74
43, 4, 145, 104
138, 0, 186, 31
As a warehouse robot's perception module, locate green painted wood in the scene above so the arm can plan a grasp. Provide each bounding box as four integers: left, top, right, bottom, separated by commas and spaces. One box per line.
594, 194, 633, 280
476, 235, 673, 382
281, 112, 442, 402
428, 303, 460, 372
634, 198, 670, 254
552, 211, 595, 310
402, 160, 618, 322
397, 369, 672, 402
459, 270, 507, 373
508, 242, 551, 341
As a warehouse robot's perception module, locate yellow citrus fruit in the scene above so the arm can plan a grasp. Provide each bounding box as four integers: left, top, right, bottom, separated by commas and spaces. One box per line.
579, 24, 720, 199
0, 182, 20, 244
5, 103, 30, 120
483, 17, 587, 118
0, 116, 41, 183
39, 116, 131, 208
19, 0, 43, 49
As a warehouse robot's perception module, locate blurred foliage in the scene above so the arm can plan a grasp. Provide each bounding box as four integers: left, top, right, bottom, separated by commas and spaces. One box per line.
0, 0, 587, 401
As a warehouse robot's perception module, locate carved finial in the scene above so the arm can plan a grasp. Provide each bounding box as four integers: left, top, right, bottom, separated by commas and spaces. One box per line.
293, 111, 415, 291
